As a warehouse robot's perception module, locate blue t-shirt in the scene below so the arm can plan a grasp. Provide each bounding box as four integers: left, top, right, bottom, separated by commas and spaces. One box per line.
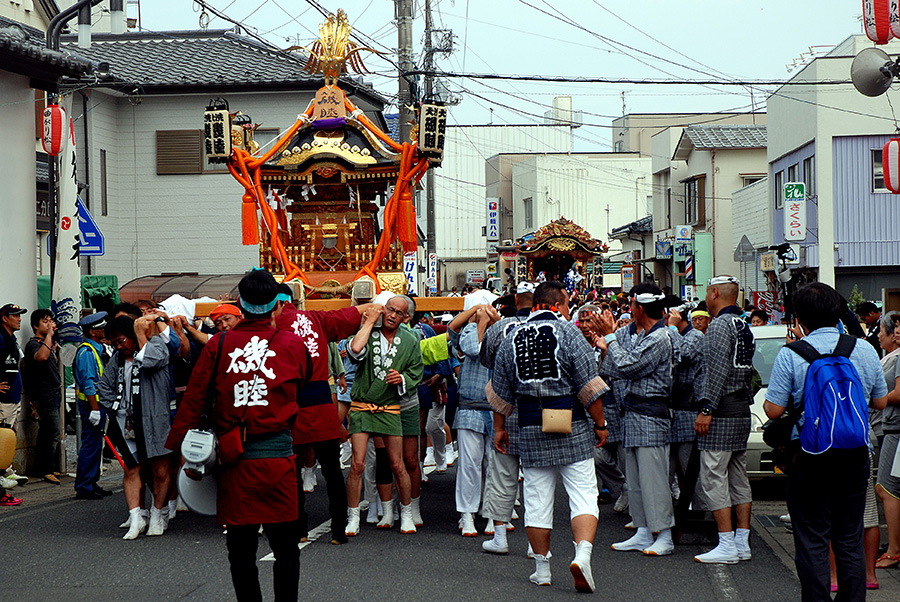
766, 327, 887, 439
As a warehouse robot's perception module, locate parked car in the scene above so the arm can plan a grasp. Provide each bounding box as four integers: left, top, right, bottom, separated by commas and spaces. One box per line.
746, 324, 788, 479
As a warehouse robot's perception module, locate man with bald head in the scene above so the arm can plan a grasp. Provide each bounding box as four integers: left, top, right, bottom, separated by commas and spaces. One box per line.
693, 276, 756, 564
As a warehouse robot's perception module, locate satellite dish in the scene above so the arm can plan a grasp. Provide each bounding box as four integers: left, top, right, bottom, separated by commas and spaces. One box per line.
851, 47, 894, 97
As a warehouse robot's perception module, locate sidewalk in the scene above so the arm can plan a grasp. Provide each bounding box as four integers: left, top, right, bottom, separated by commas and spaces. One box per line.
752, 499, 900, 600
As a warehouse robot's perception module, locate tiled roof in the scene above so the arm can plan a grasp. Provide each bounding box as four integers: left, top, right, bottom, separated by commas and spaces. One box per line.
0, 18, 94, 80
610, 215, 652, 237
674, 125, 767, 160
60, 29, 380, 97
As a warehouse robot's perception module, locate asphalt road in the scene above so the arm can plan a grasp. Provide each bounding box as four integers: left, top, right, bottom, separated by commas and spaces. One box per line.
1, 465, 801, 602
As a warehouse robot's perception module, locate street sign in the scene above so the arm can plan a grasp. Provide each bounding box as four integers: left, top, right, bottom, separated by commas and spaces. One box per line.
784, 182, 806, 242
486, 198, 500, 242
428, 253, 437, 294
77, 197, 105, 256
759, 252, 776, 272
733, 234, 755, 262
682, 284, 695, 301
675, 225, 692, 242
655, 240, 672, 259
466, 269, 485, 284
621, 265, 635, 293
403, 252, 417, 295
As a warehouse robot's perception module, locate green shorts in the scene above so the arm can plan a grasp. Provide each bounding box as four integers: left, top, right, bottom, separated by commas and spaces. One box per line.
401, 407, 420, 437
348, 408, 402, 437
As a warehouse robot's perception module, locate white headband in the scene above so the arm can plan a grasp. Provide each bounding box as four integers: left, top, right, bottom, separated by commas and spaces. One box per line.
708, 276, 739, 287
632, 293, 665, 304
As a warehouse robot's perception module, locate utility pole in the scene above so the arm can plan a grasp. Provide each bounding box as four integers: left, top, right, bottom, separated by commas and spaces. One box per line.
396, 0, 414, 145
424, 0, 436, 271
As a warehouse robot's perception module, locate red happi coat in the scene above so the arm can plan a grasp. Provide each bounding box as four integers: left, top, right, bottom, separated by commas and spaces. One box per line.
166, 318, 309, 526
275, 303, 362, 444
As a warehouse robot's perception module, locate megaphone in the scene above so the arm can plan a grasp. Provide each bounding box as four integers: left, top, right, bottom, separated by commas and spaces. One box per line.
177, 429, 218, 516
851, 47, 896, 97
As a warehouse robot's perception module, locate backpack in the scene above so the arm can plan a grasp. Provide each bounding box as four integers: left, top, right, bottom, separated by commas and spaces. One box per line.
787, 335, 869, 454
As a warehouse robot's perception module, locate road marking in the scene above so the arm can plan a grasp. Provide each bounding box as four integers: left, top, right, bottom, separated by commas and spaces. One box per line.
707, 564, 743, 602
260, 519, 331, 561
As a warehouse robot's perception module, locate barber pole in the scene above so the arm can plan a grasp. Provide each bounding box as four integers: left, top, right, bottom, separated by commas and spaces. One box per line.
884, 138, 900, 193
41, 103, 67, 156
685, 255, 694, 281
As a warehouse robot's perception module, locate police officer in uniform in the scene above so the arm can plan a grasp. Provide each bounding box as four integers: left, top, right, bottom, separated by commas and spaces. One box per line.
73, 312, 113, 500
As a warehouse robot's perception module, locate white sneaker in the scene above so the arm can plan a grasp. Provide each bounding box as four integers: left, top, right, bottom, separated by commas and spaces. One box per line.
176, 496, 189, 512
736, 528, 752, 561
483, 538, 509, 554
614, 493, 629, 513
161, 506, 172, 531
167, 499, 177, 524
484, 522, 494, 536
446, 446, 457, 466
301, 467, 316, 493
123, 509, 147, 540
410, 497, 423, 527
424, 447, 436, 467
694, 533, 739, 565
511, 509, 519, 520
779, 513, 791, 524
147, 507, 166, 536
642, 529, 674, 556
611, 528, 653, 552
460, 512, 477, 537
119, 509, 148, 529
570, 541, 595, 593
366, 499, 380, 524
377, 500, 394, 529
8, 472, 28, 486
345, 507, 360, 537
399, 503, 417, 534
0, 476, 16, 489
624, 521, 636, 529
529, 553, 552, 586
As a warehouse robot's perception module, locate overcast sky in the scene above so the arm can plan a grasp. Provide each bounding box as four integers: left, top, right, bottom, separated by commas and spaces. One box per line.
137, 1, 867, 150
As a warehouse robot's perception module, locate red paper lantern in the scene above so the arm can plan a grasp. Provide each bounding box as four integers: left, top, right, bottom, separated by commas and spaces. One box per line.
863, 0, 894, 44
883, 138, 900, 193
41, 104, 66, 156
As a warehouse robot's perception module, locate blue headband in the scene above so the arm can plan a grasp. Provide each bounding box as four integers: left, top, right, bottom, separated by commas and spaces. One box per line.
239, 297, 278, 315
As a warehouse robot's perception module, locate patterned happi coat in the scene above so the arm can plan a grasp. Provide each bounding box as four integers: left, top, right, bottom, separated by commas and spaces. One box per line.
275, 303, 362, 444
166, 318, 310, 526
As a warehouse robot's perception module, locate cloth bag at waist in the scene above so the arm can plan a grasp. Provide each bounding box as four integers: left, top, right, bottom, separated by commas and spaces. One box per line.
624, 395, 669, 419
517, 395, 584, 428
241, 430, 294, 460
712, 389, 752, 418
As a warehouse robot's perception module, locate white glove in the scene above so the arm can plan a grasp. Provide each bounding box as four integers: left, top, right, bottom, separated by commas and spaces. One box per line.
89, 410, 101, 426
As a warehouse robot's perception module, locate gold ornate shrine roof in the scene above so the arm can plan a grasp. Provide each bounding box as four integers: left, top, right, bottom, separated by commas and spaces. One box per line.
517, 217, 608, 258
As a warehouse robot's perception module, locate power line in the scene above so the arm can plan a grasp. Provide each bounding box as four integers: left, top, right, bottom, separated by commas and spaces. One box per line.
406, 70, 850, 87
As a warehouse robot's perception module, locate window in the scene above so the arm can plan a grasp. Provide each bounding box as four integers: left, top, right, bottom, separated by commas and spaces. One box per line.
100, 149, 108, 216
787, 163, 798, 183
774, 170, 784, 209
523, 197, 533, 229
156, 130, 203, 175
742, 175, 765, 187
685, 177, 705, 227
803, 155, 815, 196
873, 149, 889, 193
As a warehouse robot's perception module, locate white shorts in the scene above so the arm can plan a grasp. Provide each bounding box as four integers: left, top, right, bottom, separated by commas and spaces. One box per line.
522, 458, 598, 529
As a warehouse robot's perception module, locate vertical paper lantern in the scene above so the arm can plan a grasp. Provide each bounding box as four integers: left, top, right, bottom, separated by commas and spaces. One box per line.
41, 104, 67, 156
883, 138, 900, 193
863, 0, 894, 44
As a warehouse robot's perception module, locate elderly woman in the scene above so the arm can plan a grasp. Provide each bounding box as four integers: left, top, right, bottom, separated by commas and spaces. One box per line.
875, 311, 900, 571
98, 315, 175, 540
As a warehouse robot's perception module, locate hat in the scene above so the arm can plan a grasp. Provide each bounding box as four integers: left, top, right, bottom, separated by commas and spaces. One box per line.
0, 304, 26, 318
439, 313, 454, 323
78, 311, 108, 330
619, 313, 631, 321
516, 282, 535, 295
209, 304, 241, 322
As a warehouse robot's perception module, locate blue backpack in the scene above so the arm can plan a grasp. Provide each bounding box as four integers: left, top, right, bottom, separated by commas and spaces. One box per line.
787, 335, 869, 454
